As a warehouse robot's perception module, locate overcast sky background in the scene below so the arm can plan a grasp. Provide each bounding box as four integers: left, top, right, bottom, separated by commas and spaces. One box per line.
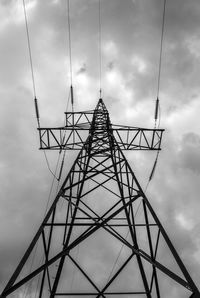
0, 0, 200, 297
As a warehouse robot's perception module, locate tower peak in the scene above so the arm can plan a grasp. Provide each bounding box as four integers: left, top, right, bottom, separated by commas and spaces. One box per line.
95, 97, 107, 112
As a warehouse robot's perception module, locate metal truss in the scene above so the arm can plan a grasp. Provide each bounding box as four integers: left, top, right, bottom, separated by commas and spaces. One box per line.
1, 99, 199, 298
38, 109, 164, 151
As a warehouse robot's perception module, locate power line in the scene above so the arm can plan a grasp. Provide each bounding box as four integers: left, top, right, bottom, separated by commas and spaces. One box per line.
67, 0, 73, 87
22, 0, 64, 182
43, 151, 60, 181
22, 0, 37, 99
156, 0, 166, 99
150, 0, 166, 185
154, 0, 166, 130
67, 0, 75, 113
22, 3, 61, 294
22, 0, 40, 128
98, 0, 102, 97
66, 0, 75, 146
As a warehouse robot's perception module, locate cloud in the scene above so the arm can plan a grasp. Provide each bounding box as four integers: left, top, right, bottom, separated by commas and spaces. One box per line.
1, 0, 200, 297
178, 132, 200, 174
186, 34, 200, 59
77, 63, 87, 74
131, 55, 147, 74
175, 212, 195, 231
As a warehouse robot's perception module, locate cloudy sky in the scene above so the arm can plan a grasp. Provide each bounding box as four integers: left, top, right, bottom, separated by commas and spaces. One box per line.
1, 0, 200, 297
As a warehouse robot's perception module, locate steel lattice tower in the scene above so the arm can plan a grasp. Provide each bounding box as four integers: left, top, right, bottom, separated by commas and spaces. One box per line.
1, 99, 200, 297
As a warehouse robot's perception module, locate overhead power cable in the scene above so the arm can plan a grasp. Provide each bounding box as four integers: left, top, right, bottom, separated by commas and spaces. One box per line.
67, 0, 75, 110
22, 0, 62, 180
22, 0, 36, 99
66, 0, 75, 147
67, 0, 73, 87
23, 0, 40, 129
154, 0, 166, 129
149, 0, 166, 184
98, 0, 102, 98
43, 151, 60, 181
156, 0, 166, 99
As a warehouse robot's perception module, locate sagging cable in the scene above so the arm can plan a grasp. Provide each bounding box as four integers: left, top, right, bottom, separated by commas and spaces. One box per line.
149, 151, 159, 182
43, 151, 59, 181
58, 156, 65, 182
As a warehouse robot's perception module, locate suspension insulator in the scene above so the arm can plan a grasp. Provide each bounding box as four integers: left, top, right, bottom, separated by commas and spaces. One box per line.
34, 97, 40, 120
70, 85, 74, 106
154, 97, 159, 121
58, 159, 64, 181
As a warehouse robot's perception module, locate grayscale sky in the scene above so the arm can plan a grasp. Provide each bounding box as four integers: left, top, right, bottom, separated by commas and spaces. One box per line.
0, 0, 200, 297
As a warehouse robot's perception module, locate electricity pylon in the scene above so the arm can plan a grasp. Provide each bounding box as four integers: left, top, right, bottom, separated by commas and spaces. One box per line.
1, 99, 199, 297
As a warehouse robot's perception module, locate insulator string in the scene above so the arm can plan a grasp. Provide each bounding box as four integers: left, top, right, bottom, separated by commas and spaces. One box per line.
66, 0, 75, 142
67, 0, 75, 110
70, 85, 74, 107
154, 97, 160, 129
149, 0, 166, 187
154, 0, 166, 129
22, 0, 41, 129
34, 97, 40, 127
23, 0, 66, 180
154, 97, 159, 123
22, 0, 60, 194
58, 154, 65, 181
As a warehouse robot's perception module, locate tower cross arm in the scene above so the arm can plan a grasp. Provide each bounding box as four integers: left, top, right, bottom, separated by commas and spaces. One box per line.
112, 124, 164, 150
38, 122, 164, 151
38, 101, 164, 150
38, 110, 94, 150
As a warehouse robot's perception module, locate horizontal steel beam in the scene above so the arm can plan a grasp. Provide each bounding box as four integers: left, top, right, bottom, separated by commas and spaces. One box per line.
38, 126, 164, 150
